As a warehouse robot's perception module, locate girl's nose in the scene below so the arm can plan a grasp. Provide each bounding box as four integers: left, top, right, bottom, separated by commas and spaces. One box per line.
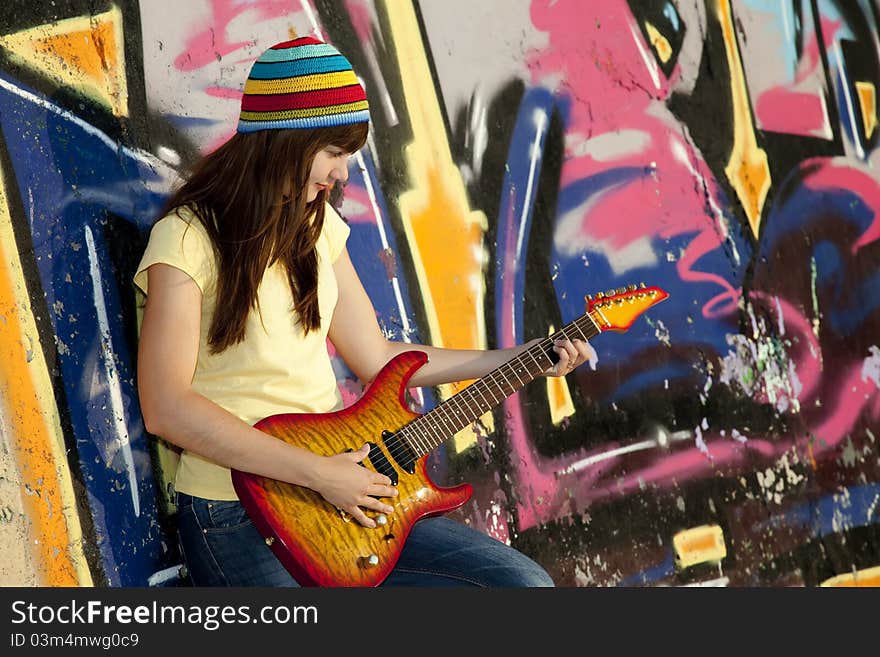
334, 162, 350, 183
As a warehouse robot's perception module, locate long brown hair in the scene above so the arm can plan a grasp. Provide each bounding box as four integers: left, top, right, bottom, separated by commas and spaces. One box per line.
160, 123, 368, 353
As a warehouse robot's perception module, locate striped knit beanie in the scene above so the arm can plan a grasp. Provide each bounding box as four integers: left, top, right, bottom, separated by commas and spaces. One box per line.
237, 36, 370, 133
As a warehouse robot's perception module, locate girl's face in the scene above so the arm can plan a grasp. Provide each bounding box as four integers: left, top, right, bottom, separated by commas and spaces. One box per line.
306, 145, 354, 202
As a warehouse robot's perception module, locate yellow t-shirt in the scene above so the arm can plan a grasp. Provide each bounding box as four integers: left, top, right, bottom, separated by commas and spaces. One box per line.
133, 204, 350, 500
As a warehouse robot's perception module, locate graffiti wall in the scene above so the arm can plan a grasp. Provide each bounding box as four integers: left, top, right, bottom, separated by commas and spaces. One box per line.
0, 0, 877, 587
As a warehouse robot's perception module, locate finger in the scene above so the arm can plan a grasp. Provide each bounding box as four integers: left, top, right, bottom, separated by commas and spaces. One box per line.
569, 339, 589, 367
366, 483, 398, 499
361, 495, 395, 514
350, 444, 371, 462
350, 508, 377, 528
553, 340, 573, 374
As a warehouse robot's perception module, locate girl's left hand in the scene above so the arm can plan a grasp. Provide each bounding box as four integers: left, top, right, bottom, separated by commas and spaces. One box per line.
545, 338, 597, 377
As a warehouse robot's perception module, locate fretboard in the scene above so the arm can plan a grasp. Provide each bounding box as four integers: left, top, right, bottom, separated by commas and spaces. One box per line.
397, 310, 603, 458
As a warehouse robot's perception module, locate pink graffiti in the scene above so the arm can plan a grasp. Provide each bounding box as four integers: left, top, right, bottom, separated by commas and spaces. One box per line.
504, 0, 750, 529
754, 18, 842, 136
756, 89, 828, 136
798, 157, 880, 254
810, 365, 878, 452
170, 0, 305, 151
527, 0, 740, 320
337, 184, 378, 224
502, 1, 880, 531
173, 0, 292, 71
343, 0, 375, 44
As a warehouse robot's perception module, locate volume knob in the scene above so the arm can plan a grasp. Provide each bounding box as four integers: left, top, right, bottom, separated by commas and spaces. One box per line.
360, 554, 379, 568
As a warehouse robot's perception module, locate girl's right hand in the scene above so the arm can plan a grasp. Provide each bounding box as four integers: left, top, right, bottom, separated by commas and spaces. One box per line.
314, 444, 398, 528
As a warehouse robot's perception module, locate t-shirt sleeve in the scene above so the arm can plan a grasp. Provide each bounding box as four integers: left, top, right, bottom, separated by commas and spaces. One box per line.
133, 209, 215, 296
322, 202, 351, 262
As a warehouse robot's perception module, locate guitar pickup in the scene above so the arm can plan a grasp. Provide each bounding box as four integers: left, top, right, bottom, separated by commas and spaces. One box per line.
381, 431, 416, 475
365, 441, 398, 486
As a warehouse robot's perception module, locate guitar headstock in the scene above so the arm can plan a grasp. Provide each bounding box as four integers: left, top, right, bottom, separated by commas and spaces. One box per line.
585, 283, 669, 332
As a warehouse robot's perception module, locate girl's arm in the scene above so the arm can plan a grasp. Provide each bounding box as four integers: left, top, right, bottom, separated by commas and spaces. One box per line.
328, 248, 596, 388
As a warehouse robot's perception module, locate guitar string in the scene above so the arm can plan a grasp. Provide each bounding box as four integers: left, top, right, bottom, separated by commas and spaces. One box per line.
379, 285, 662, 466
388, 311, 601, 461
376, 308, 606, 467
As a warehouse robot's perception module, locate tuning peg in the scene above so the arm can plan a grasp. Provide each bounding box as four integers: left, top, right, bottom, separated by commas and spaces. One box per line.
605, 289, 615, 296
628, 283, 637, 291
639, 282, 646, 288
596, 292, 604, 299
616, 287, 626, 294
585, 294, 593, 302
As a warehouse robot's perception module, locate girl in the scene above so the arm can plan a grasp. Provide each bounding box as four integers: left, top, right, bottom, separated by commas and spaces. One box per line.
135, 36, 594, 587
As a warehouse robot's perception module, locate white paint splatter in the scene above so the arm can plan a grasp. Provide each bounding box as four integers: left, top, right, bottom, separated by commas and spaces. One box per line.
774, 295, 786, 336
567, 129, 652, 161
731, 428, 748, 444
652, 319, 671, 347
720, 332, 801, 413
695, 425, 709, 458
756, 451, 805, 504
831, 487, 854, 534
868, 493, 879, 523
861, 346, 880, 387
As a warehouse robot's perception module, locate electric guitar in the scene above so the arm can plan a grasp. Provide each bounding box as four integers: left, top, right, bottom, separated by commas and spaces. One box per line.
231, 283, 669, 586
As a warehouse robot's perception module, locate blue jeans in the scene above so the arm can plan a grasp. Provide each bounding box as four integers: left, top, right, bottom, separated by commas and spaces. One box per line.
175, 493, 554, 587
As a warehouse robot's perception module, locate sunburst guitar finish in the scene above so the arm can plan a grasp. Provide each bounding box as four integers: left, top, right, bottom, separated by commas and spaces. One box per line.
232, 284, 669, 586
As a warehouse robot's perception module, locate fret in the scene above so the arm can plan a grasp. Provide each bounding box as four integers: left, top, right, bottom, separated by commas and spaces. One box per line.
449, 393, 472, 431
493, 369, 516, 396
507, 362, 526, 387
457, 388, 483, 419
584, 312, 601, 334
410, 424, 433, 455
472, 383, 494, 409
399, 308, 617, 458
401, 426, 427, 457
481, 380, 500, 405
433, 404, 457, 437
418, 414, 445, 451
524, 347, 549, 375
461, 387, 487, 422
570, 319, 589, 341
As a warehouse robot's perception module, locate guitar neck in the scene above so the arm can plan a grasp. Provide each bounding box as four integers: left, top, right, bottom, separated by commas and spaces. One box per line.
398, 311, 603, 458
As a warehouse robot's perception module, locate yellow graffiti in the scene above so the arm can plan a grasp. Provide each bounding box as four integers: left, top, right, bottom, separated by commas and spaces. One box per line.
820, 565, 880, 587
384, 0, 491, 451
644, 21, 672, 64
545, 325, 575, 424
855, 81, 877, 139
717, 0, 770, 239
673, 524, 727, 568
0, 167, 92, 586
0, 6, 128, 117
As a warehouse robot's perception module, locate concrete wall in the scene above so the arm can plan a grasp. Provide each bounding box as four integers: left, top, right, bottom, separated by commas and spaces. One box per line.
0, 0, 877, 587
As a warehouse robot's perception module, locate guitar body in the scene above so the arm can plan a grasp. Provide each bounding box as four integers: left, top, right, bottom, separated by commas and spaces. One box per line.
232, 350, 473, 587
232, 283, 669, 587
